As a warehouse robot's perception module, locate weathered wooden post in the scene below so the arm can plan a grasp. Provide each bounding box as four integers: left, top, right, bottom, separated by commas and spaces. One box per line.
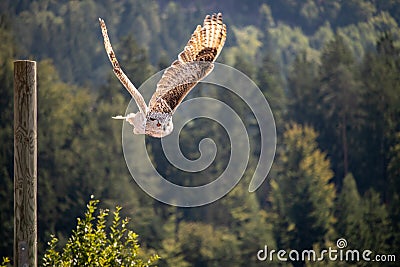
14, 60, 37, 267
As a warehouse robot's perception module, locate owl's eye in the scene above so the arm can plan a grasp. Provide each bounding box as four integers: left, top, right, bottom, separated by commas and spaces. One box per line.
149, 117, 156, 121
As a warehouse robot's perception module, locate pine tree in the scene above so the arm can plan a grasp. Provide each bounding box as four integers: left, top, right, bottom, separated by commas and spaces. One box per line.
336, 174, 392, 259
287, 52, 319, 127
256, 54, 286, 133
165, 221, 240, 267
0, 18, 15, 259
221, 178, 275, 266
117, 34, 154, 86
36, 60, 99, 254
317, 34, 363, 185
336, 0, 376, 27
335, 174, 364, 250
361, 189, 392, 255
360, 32, 400, 193
269, 123, 336, 266
388, 132, 400, 253
35, 58, 157, 259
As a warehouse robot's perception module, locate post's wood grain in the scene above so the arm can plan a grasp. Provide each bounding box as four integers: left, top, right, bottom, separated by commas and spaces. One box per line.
14, 60, 37, 267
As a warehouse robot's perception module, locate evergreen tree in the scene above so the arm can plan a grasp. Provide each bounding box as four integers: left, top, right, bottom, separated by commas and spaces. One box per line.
269, 123, 336, 266
336, 0, 376, 27
159, 212, 191, 267
317, 34, 363, 185
35, 58, 157, 259
88, 37, 164, 252
117, 34, 154, 86
336, 174, 392, 260
159, 2, 187, 64
225, 25, 262, 79
287, 52, 320, 127
256, 54, 286, 133
221, 176, 275, 266
163, 221, 240, 267
335, 174, 365, 250
1, 1, 400, 264
387, 133, 400, 253
36, 60, 98, 254
264, 22, 316, 73
0, 18, 15, 259
388, 195, 400, 256
259, 3, 275, 30
360, 32, 400, 193
361, 189, 392, 255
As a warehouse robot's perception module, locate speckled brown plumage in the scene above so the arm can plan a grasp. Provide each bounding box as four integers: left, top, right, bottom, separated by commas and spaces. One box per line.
148, 13, 226, 113
100, 13, 226, 138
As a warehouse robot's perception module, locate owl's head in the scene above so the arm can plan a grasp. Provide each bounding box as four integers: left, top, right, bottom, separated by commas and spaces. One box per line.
145, 112, 173, 138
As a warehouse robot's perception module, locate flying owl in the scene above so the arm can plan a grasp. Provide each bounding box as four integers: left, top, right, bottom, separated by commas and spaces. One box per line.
99, 13, 227, 138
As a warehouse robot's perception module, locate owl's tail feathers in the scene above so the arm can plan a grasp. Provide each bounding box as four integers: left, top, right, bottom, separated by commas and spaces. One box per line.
112, 113, 143, 129
112, 113, 136, 119
112, 115, 126, 119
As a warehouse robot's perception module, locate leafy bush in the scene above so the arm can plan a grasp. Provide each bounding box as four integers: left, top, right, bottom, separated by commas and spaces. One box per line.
0, 257, 10, 267
42, 197, 159, 266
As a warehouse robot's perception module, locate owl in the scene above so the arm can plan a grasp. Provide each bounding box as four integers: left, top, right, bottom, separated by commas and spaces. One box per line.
99, 13, 226, 138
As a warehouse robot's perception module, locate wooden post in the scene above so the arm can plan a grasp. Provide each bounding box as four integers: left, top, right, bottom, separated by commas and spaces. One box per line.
14, 60, 37, 267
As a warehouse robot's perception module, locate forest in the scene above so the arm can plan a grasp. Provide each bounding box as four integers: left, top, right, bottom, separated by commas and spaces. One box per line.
0, 0, 399, 266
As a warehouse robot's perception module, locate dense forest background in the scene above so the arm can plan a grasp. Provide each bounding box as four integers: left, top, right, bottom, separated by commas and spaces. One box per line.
0, 0, 399, 266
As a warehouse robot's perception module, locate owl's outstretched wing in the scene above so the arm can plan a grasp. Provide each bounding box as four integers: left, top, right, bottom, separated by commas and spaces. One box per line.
99, 18, 148, 115
148, 13, 226, 114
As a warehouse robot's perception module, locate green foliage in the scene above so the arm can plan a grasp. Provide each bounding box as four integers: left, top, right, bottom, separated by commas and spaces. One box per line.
335, 175, 392, 261
259, 4, 274, 29
265, 23, 318, 70
1, 1, 400, 265
116, 34, 154, 86
36, 59, 99, 251
335, 174, 365, 249
42, 197, 159, 267
25, 58, 157, 259
360, 189, 392, 254
388, 132, 400, 199
358, 32, 400, 193
336, 0, 376, 26
287, 52, 319, 126
388, 188, 400, 254
256, 54, 286, 131
338, 11, 400, 59
0, 18, 15, 259
269, 124, 336, 256
318, 34, 364, 180
0, 257, 10, 267
224, 25, 262, 77
161, 221, 240, 267
221, 179, 275, 266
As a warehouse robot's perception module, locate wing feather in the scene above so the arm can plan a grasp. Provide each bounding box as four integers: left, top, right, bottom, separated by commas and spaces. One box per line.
99, 18, 148, 114
148, 13, 226, 113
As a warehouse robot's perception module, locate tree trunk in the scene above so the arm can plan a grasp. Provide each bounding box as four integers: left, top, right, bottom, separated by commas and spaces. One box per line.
342, 114, 348, 177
